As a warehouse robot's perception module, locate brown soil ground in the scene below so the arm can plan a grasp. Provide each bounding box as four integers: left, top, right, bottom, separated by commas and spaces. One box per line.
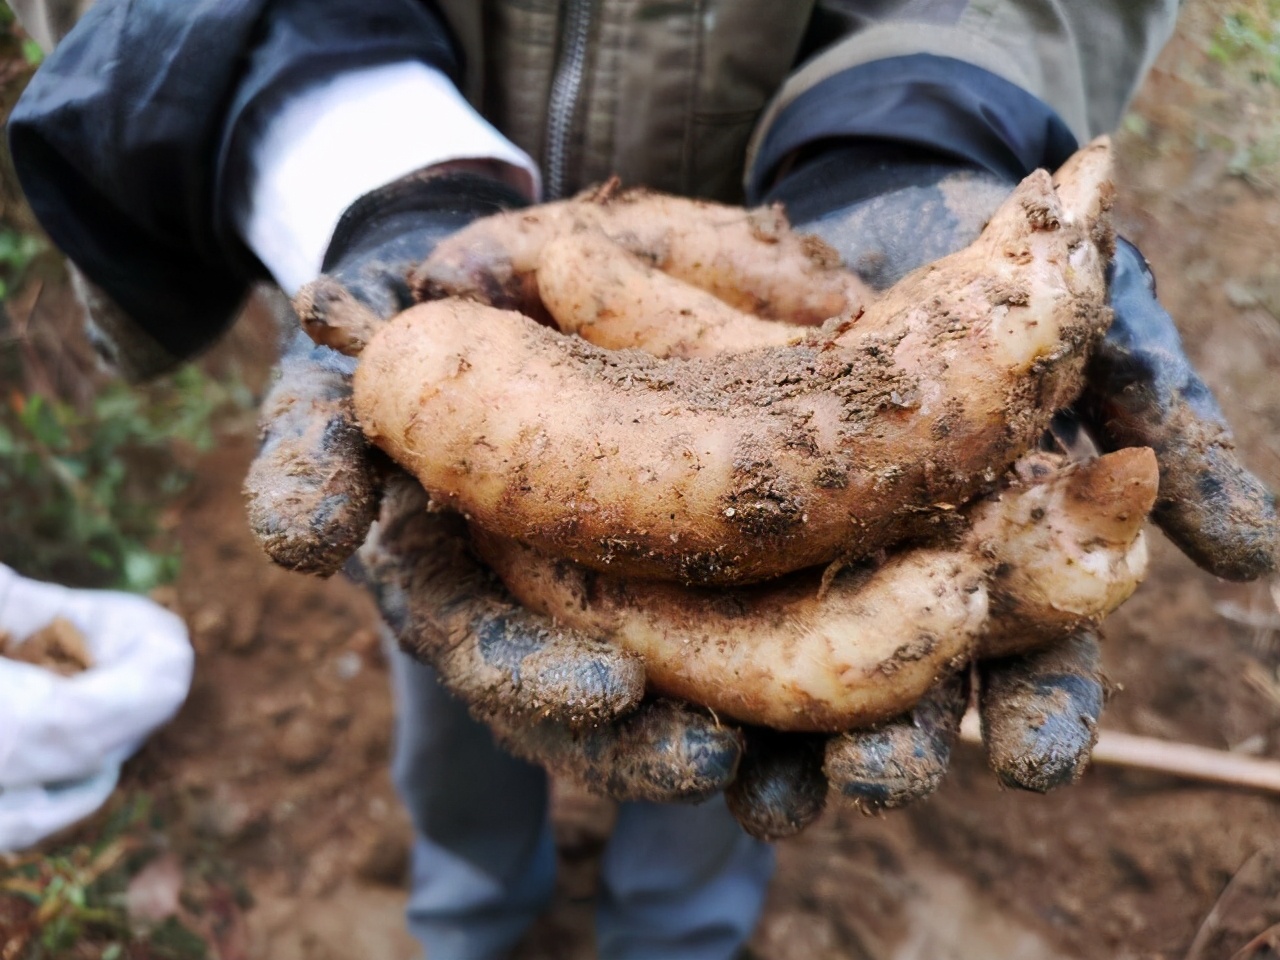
12, 2, 1280, 957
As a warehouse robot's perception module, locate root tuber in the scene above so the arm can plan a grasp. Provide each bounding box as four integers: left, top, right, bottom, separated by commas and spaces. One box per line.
472, 449, 1156, 732
350, 141, 1116, 586
305, 139, 1157, 751
536, 231, 802, 357
974, 447, 1155, 656
412, 187, 869, 325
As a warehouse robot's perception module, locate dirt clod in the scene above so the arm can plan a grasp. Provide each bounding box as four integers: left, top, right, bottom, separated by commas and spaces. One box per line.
2, 617, 93, 675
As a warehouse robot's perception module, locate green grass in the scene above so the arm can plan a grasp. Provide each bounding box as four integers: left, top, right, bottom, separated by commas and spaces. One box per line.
0, 363, 252, 592
0, 795, 234, 960
1209, 1, 1280, 85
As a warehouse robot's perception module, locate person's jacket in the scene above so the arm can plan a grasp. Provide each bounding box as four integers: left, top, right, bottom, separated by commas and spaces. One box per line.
7, 0, 1180, 376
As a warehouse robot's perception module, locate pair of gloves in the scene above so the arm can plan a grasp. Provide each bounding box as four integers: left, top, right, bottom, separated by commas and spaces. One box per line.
243, 149, 1277, 838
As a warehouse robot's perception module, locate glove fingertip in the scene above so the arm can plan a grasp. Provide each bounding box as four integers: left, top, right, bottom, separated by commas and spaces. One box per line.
245, 405, 382, 577
725, 731, 828, 841
294, 276, 385, 357
609, 704, 743, 803
824, 733, 948, 810
1153, 459, 1279, 582
979, 632, 1104, 793
493, 701, 743, 805
823, 674, 966, 810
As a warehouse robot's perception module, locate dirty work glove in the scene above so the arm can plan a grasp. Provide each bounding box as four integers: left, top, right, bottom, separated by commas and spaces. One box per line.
755, 138, 1275, 808
247, 168, 744, 804
244, 168, 528, 575
1084, 237, 1277, 580
770, 145, 1279, 583
357, 475, 744, 804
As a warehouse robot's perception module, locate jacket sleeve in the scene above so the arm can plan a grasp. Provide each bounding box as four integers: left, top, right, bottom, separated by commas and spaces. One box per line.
7, 0, 460, 368
745, 0, 1181, 198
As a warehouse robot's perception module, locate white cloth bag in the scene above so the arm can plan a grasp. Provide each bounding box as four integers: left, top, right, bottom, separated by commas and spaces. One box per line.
0, 564, 194, 851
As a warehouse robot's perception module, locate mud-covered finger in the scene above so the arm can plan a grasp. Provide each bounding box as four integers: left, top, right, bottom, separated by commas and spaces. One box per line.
1083, 238, 1277, 582
489, 699, 743, 804
726, 729, 828, 840
823, 673, 967, 810
978, 629, 1104, 792
1095, 402, 1277, 582
244, 335, 382, 576
294, 276, 386, 357
359, 477, 645, 726
1083, 352, 1278, 581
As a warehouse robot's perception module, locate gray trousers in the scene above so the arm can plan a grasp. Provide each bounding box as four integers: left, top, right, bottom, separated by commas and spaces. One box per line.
388, 644, 776, 960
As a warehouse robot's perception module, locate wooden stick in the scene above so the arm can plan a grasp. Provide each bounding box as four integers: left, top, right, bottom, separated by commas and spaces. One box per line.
958, 712, 1280, 794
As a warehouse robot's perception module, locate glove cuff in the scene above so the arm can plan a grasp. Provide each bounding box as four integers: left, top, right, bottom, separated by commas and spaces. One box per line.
323, 165, 530, 272
764, 141, 993, 226
747, 54, 1078, 204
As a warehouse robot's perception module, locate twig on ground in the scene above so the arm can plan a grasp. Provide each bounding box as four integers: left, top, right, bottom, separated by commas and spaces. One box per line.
1184, 851, 1264, 960
958, 712, 1280, 794
1231, 922, 1280, 960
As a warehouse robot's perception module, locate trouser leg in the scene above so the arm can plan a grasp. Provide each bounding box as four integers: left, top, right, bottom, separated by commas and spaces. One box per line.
388, 640, 556, 960
596, 795, 775, 960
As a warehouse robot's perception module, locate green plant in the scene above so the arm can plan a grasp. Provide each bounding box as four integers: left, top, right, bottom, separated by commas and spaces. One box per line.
0, 364, 251, 592
0, 226, 43, 298
0, 795, 213, 960
0, 0, 40, 64
0, 0, 250, 593
1209, 3, 1280, 85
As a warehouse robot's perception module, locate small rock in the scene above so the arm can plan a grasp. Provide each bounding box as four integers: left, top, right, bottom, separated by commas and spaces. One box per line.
225, 598, 264, 653
298, 843, 348, 899
198, 785, 264, 842
191, 605, 229, 647
1226, 280, 1261, 309
276, 714, 332, 769
349, 628, 385, 668
334, 650, 362, 681
126, 852, 183, 926
354, 823, 412, 887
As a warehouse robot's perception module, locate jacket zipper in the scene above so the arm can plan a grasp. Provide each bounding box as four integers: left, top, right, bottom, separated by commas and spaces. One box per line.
544, 0, 593, 200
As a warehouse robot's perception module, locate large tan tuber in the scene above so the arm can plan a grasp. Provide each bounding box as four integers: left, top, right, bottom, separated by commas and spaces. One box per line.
412, 185, 870, 326
537, 231, 802, 357
474, 448, 1156, 731
974, 449, 1154, 656
351, 140, 1116, 586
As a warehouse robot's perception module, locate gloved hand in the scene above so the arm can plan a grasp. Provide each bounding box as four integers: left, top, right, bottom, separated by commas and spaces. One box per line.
244, 164, 528, 575
358, 474, 744, 804
750, 141, 1278, 813
244, 166, 745, 805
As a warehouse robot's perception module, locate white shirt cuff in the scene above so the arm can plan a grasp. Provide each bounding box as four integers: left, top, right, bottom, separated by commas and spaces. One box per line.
236, 61, 540, 294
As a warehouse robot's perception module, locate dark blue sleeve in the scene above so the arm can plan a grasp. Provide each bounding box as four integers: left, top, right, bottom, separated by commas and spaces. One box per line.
8, 0, 460, 362
746, 54, 1079, 204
